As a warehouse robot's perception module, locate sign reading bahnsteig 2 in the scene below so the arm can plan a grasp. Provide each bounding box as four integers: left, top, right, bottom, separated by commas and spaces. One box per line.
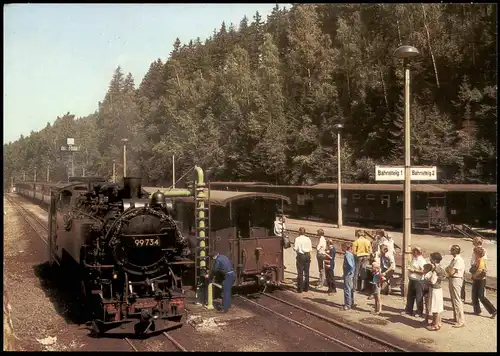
375, 165, 437, 181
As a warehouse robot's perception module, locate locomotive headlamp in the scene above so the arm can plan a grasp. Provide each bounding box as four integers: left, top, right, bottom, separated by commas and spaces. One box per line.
113, 273, 118, 279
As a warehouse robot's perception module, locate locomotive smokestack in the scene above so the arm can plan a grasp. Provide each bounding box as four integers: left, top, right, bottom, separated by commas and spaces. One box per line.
123, 177, 142, 199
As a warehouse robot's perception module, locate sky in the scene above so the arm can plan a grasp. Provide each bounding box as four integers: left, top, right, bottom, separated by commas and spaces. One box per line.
3, 3, 288, 144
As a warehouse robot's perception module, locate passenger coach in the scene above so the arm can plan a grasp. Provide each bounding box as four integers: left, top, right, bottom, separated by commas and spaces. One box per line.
170, 189, 291, 290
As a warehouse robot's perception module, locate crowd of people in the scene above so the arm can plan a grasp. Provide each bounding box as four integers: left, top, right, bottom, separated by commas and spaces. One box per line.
292, 227, 497, 331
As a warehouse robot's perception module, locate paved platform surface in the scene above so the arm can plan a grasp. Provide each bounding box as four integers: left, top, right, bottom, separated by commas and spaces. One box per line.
286, 218, 497, 281
282, 246, 497, 352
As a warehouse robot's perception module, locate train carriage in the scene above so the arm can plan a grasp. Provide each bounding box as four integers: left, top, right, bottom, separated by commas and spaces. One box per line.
172, 189, 291, 289
209, 181, 497, 230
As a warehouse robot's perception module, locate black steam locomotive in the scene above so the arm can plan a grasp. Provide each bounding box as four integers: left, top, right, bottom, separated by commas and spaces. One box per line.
47, 177, 192, 336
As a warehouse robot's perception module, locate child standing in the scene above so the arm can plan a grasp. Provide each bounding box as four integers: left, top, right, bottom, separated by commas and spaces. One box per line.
371, 261, 382, 314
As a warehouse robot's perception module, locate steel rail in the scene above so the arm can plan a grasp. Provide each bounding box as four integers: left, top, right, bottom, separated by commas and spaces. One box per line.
5, 195, 48, 245
236, 295, 363, 352
163, 332, 188, 352
125, 338, 139, 351
260, 292, 409, 352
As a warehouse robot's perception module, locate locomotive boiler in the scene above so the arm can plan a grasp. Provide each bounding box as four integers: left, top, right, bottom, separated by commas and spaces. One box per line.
48, 177, 192, 336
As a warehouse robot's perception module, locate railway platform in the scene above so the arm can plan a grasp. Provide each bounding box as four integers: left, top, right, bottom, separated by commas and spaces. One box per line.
286, 218, 497, 284
282, 246, 497, 352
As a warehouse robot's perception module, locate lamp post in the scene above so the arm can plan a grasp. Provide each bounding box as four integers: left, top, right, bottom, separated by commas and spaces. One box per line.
394, 45, 420, 297
333, 123, 344, 228
121, 138, 129, 178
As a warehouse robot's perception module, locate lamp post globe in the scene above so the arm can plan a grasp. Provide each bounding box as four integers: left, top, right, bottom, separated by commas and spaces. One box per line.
394, 45, 420, 59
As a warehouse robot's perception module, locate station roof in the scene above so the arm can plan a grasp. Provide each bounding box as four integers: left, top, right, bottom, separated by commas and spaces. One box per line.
311, 183, 446, 192
311, 183, 496, 193
210, 181, 270, 186
143, 187, 291, 207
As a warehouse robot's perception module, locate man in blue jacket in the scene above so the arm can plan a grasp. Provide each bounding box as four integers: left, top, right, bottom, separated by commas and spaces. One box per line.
206, 252, 235, 313
342, 243, 356, 310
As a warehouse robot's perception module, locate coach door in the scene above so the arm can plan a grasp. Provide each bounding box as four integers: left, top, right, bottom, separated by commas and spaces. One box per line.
427, 193, 447, 227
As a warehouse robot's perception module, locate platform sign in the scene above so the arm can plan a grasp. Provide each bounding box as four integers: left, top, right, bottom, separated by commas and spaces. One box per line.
60, 145, 79, 152
375, 165, 437, 181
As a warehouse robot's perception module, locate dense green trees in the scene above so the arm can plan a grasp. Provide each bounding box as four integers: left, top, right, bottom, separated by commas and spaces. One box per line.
4, 4, 497, 189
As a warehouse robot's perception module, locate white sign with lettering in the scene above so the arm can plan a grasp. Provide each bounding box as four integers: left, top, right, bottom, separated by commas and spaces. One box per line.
375, 165, 437, 181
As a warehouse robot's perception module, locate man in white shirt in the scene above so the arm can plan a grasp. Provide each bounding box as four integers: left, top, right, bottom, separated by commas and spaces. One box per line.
379, 230, 395, 258
294, 227, 312, 293
447, 244, 466, 328
404, 247, 426, 317
315, 229, 327, 288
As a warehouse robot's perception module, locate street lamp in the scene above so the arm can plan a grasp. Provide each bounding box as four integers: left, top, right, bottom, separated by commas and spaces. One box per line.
394, 45, 420, 297
121, 138, 129, 178
333, 123, 344, 228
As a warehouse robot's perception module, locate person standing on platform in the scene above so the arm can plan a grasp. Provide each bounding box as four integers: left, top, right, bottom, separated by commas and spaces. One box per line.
471, 246, 497, 319
294, 227, 312, 293
315, 229, 327, 288
379, 230, 395, 257
342, 243, 356, 310
324, 239, 337, 295
446, 245, 466, 328
425, 252, 446, 331
206, 252, 235, 313
404, 247, 426, 317
352, 230, 372, 292
463, 237, 487, 302
370, 261, 383, 315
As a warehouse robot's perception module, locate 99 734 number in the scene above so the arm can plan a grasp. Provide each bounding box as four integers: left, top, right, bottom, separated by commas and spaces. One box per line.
134, 238, 160, 247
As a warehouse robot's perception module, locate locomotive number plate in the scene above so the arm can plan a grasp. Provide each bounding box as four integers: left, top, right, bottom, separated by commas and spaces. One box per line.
134, 237, 160, 247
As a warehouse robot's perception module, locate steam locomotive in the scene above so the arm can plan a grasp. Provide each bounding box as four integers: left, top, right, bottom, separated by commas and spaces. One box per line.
47, 177, 191, 336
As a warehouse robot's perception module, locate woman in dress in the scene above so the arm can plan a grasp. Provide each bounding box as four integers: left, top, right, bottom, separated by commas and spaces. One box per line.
425, 252, 446, 331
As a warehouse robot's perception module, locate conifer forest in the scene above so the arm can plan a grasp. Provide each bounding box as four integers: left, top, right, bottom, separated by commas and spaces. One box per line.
4, 4, 497, 188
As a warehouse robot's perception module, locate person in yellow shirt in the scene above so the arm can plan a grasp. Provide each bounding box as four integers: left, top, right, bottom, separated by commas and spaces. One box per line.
352, 230, 372, 292
471, 247, 497, 318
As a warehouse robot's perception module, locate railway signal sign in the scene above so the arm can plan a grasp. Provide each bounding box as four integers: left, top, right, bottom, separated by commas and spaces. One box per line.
375, 165, 437, 181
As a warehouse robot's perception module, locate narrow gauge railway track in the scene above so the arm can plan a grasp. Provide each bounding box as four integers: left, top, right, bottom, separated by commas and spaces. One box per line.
237, 292, 407, 353
125, 332, 188, 352
5, 194, 49, 243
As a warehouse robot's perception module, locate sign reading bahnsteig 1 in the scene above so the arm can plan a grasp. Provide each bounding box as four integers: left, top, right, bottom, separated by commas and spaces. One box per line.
375, 165, 437, 181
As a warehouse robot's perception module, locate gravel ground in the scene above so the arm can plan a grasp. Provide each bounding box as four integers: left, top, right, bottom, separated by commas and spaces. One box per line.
248, 292, 403, 352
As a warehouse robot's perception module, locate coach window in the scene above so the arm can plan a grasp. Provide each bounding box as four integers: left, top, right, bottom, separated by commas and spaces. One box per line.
366, 194, 375, 201
381, 195, 391, 208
